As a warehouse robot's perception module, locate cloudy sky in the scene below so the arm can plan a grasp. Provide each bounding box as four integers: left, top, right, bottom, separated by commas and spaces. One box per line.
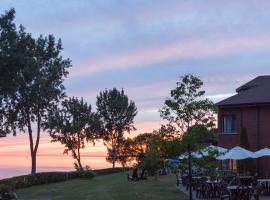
0, 0, 270, 175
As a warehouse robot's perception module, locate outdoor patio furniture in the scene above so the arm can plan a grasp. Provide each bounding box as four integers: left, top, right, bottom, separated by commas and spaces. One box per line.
257, 179, 270, 194
218, 183, 231, 200
236, 186, 251, 200
227, 185, 253, 200
250, 184, 263, 200
195, 177, 207, 198
127, 168, 139, 181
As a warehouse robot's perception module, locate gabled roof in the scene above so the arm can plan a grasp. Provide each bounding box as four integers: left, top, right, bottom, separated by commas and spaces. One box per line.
217, 75, 270, 107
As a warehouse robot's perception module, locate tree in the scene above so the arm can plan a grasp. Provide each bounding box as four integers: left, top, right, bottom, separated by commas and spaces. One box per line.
0, 9, 71, 173
160, 74, 216, 200
46, 97, 101, 170
237, 128, 256, 174
143, 150, 163, 179
0, 9, 19, 97
96, 88, 137, 168
106, 137, 135, 168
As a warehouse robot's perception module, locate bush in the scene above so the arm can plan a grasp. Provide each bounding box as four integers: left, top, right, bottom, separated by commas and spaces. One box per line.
0, 168, 126, 190
0, 170, 95, 189
94, 168, 125, 175
143, 151, 163, 176
0, 184, 17, 200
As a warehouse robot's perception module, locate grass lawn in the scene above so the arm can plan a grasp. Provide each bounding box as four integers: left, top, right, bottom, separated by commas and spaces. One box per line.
17, 172, 188, 200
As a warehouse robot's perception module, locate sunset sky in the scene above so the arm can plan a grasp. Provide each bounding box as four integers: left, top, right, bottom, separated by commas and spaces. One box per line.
1, 0, 270, 177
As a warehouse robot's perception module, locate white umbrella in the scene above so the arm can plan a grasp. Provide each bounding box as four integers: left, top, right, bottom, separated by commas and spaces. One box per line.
201, 145, 228, 155
216, 146, 259, 160
178, 145, 227, 159
255, 148, 270, 157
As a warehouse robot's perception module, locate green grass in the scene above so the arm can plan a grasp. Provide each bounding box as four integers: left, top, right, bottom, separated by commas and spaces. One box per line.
17, 172, 188, 200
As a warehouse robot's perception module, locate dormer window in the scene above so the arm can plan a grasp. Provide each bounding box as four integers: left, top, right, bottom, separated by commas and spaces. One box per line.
221, 115, 236, 133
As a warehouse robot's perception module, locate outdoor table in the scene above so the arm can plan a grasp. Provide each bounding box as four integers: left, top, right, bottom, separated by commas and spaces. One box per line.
227, 185, 253, 200
257, 179, 270, 195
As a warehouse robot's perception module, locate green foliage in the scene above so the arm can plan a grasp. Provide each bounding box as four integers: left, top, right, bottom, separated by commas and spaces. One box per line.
96, 88, 137, 168
0, 171, 95, 190
106, 137, 135, 168
46, 97, 102, 170
237, 128, 256, 174
160, 74, 217, 199
143, 151, 163, 176
151, 125, 182, 159
160, 74, 217, 132
181, 124, 217, 152
0, 8, 71, 173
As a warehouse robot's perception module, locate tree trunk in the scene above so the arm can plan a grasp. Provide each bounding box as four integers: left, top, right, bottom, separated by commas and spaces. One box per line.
112, 156, 115, 169
31, 151, 37, 174
77, 133, 83, 170
188, 143, 193, 200
27, 112, 37, 174
187, 122, 192, 200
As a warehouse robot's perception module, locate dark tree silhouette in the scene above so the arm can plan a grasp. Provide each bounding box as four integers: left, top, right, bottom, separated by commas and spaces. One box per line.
96, 88, 137, 168
46, 97, 102, 170
0, 9, 71, 173
160, 75, 216, 200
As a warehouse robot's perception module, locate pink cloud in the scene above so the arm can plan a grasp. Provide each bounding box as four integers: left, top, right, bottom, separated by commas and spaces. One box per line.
70, 35, 270, 76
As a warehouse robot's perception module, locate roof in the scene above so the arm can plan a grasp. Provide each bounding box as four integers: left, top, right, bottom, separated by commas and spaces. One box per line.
217, 75, 270, 107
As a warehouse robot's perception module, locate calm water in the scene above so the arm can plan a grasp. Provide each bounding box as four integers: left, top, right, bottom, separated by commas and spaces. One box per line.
0, 156, 114, 180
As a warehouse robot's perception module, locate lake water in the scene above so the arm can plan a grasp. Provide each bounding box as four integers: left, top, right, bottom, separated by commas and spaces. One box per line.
0, 156, 114, 180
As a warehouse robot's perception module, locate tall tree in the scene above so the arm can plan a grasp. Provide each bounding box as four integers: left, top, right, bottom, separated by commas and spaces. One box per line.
46, 97, 101, 170
160, 74, 216, 200
0, 8, 21, 97
96, 88, 137, 168
0, 9, 71, 173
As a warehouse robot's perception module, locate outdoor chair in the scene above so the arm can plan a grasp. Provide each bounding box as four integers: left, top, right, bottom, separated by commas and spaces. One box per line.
236, 186, 250, 200
195, 178, 207, 198
139, 168, 147, 180
218, 183, 231, 200
127, 173, 132, 181
250, 184, 263, 200
127, 168, 139, 181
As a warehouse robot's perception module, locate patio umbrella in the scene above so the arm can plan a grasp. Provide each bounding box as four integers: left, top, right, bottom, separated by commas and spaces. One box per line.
216, 146, 259, 160
178, 145, 227, 159
255, 148, 270, 157
200, 145, 228, 156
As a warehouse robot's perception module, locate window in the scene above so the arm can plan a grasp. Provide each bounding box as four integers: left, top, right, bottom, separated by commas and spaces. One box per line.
221, 115, 236, 133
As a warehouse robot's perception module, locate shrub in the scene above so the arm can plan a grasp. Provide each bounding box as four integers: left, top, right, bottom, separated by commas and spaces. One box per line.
143, 151, 163, 176
0, 184, 17, 200
0, 168, 126, 190
0, 170, 95, 189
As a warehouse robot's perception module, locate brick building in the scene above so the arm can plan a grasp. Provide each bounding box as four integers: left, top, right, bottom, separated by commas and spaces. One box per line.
217, 75, 270, 176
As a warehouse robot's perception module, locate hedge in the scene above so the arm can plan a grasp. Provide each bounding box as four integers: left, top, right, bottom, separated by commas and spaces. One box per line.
0, 170, 95, 189
0, 167, 128, 190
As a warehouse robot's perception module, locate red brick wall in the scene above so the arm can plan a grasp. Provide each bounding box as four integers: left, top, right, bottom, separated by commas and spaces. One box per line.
217, 105, 270, 177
